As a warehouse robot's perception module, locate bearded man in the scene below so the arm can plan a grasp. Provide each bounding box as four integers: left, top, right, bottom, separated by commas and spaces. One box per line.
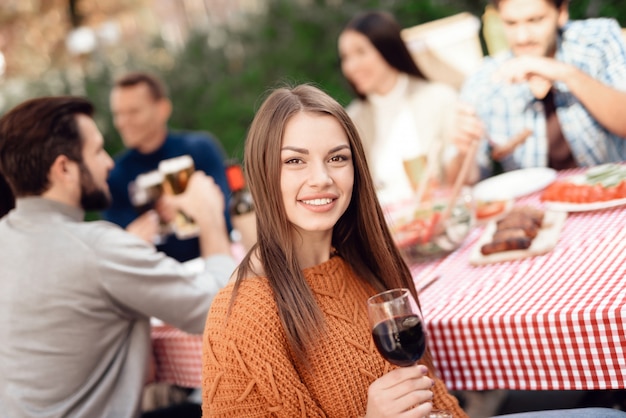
0, 96, 235, 418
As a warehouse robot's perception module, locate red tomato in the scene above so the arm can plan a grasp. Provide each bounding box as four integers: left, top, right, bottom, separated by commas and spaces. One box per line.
605, 185, 618, 201
618, 180, 626, 199
475, 200, 507, 220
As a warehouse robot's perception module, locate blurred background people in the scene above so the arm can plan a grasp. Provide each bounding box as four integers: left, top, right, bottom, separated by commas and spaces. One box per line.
103, 71, 233, 262
0, 96, 235, 418
338, 10, 460, 204
453, 0, 626, 181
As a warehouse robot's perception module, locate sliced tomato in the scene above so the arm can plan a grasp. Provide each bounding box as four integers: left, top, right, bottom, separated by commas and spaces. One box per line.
618, 180, 626, 199
475, 200, 507, 220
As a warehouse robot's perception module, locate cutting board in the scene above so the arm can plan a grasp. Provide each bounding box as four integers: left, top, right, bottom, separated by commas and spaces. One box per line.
469, 210, 568, 265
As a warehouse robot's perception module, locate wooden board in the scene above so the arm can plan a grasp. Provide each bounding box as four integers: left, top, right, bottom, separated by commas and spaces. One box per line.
469, 210, 568, 265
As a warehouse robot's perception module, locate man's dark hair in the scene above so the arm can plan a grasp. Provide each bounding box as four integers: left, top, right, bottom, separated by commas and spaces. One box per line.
113, 71, 169, 100
0, 96, 94, 200
0, 173, 14, 218
492, 0, 566, 8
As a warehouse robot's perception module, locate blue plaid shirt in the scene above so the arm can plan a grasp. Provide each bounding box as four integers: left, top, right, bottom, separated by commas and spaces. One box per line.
460, 18, 626, 179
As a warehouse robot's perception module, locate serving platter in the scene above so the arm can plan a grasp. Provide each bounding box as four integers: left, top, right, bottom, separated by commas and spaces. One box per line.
544, 197, 626, 212
541, 164, 626, 212
473, 167, 557, 201
469, 210, 567, 265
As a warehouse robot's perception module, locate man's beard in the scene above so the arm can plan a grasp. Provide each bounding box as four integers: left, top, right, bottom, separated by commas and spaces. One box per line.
79, 163, 111, 211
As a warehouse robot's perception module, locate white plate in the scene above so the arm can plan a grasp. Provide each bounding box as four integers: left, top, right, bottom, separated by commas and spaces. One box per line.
473, 167, 557, 201
544, 197, 626, 212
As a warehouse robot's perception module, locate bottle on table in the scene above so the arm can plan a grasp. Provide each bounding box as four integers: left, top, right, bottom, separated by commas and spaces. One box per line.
225, 160, 257, 252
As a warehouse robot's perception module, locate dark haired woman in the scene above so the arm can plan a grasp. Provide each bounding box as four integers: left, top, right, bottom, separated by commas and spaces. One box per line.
338, 11, 460, 204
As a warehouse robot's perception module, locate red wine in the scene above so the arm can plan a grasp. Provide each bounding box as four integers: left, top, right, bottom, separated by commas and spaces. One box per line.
372, 314, 426, 367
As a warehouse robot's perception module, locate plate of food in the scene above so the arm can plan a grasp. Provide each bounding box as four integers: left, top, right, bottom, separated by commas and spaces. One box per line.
473, 167, 557, 202
542, 164, 626, 212
469, 205, 567, 265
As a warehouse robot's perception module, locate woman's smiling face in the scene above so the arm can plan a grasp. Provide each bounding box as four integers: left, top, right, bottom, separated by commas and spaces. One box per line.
280, 111, 354, 240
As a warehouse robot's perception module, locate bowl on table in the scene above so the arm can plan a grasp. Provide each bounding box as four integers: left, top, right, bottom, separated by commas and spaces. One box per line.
384, 191, 473, 263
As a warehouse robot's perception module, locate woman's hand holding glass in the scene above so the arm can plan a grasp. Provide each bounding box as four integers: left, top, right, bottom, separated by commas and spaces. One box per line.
365, 289, 434, 417
365, 364, 434, 418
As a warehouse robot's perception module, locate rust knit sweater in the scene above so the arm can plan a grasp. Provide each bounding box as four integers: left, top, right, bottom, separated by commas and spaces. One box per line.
202, 256, 467, 417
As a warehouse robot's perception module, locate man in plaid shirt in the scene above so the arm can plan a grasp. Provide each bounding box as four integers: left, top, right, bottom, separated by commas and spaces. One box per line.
450, 0, 626, 182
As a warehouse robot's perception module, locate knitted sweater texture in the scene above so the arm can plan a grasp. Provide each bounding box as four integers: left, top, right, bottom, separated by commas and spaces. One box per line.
202, 256, 466, 417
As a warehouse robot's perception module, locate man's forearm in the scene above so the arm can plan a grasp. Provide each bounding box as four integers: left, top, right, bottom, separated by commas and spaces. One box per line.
197, 216, 231, 258
564, 65, 626, 137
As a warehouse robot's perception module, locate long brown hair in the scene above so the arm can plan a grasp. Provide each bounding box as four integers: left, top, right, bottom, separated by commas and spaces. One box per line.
233, 84, 420, 363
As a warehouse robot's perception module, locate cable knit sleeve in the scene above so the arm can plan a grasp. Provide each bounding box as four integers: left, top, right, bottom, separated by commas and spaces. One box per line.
202, 279, 326, 417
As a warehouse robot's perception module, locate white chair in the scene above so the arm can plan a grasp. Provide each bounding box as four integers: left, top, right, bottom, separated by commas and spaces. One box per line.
401, 12, 483, 90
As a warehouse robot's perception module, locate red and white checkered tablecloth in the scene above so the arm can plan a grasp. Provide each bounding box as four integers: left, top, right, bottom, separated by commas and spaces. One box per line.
151, 169, 626, 391
151, 325, 203, 388
418, 171, 626, 391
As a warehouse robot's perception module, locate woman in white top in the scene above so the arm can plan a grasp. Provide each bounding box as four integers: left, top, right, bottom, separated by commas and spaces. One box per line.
338, 11, 459, 204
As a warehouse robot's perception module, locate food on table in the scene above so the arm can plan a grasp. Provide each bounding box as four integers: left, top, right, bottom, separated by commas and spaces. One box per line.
496, 213, 540, 238
492, 228, 529, 242
480, 205, 545, 255
542, 163, 626, 204
474, 199, 508, 221
508, 205, 544, 225
480, 236, 531, 255
393, 210, 441, 247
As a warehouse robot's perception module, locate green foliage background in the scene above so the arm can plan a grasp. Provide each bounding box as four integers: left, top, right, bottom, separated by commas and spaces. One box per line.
18, 0, 626, 161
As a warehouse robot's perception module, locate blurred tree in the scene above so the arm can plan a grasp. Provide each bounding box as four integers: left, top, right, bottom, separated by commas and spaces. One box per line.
9, 0, 623, 163
1, 0, 624, 224
107, 0, 625, 161
156, 0, 464, 160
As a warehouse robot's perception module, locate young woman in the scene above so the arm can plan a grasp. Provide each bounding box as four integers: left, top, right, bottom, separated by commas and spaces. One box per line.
338, 11, 461, 203
201, 84, 465, 417
201, 84, 626, 418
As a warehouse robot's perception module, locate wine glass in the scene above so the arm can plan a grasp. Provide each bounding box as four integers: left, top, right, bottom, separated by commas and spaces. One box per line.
367, 288, 427, 367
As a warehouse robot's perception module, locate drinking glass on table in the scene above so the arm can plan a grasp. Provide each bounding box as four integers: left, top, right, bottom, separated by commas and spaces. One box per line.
367, 288, 427, 367
402, 153, 427, 192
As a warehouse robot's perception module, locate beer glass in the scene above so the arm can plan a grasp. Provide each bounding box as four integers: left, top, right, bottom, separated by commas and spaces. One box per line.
128, 170, 169, 245
158, 155, 199, 239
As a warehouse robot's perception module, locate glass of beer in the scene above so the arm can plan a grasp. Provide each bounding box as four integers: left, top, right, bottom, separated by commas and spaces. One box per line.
402, 154, 428, 193
128, 170, 169, 245
158, 155, 199, 239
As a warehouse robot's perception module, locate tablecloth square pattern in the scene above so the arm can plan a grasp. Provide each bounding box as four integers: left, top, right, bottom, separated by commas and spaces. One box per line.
419, 172, 626, 391
151, 169, 626, 391
152, 325, 203, 388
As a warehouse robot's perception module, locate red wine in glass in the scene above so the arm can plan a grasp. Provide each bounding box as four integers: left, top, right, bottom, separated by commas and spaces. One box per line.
368, 288, 427, 367
372, 314, 426, 367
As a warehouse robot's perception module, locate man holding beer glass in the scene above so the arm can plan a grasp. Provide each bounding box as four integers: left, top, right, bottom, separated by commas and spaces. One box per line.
0, 96, 235, 417
104, 71, 231, 262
